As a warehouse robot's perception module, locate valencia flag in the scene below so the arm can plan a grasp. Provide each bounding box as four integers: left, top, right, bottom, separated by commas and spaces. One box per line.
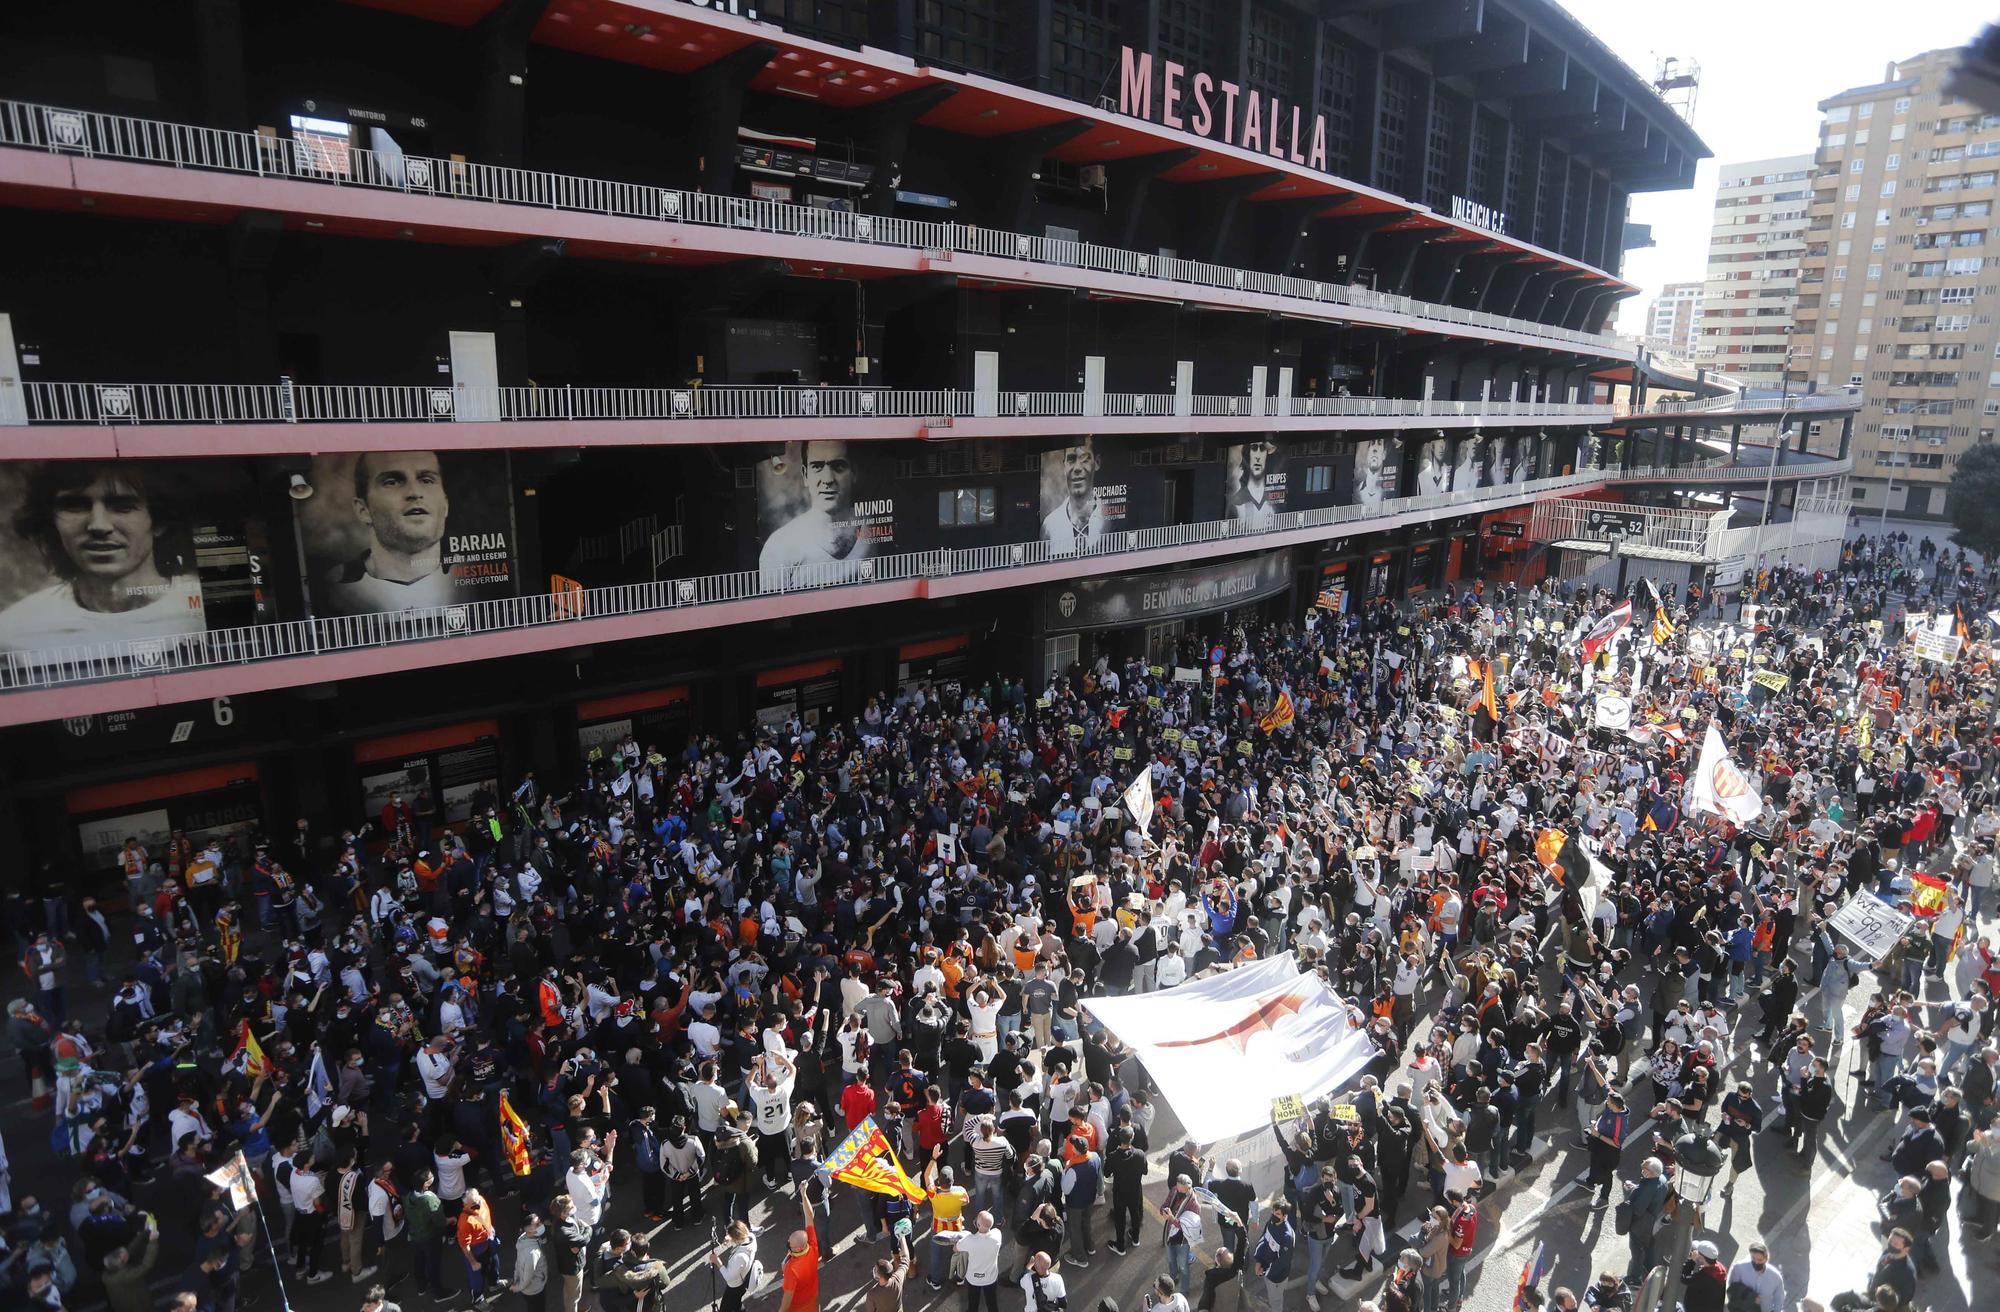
826, 1116, 925, 1203
1259, 691, 1296, 734
499, 1090, 532, 1176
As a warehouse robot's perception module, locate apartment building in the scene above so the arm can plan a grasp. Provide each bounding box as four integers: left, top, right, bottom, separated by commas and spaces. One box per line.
1797, 49, 2000, 518
1645, 281, 1704, 360
1696, 155, 1812, 391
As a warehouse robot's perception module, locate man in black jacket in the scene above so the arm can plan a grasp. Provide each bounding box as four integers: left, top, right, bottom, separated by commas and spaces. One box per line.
1103, 1129, 1149, 1255
1829, 1230, 1918, 1312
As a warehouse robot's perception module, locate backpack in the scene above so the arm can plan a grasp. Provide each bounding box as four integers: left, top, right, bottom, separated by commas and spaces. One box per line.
712, 1141, 745, 1188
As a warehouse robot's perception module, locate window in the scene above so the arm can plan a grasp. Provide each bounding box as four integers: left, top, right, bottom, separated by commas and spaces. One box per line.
1876, 209, 1890, 225
1838, 239, 1853, 255
1887, 153, 1900, 170
1846, 184, 1861, 201
1895, 97, 1911, 113
1850, 158, 1866, 173
937, 486, 997, 527
1842, 212, 1857, 228
1827, 106, 1851, 124
1859, 318, 1873, 332
1855, 130, 1870, 145
1868, 264, 1881, 280
1860, 102, 1874, 119
1871, 237, 1886, 252
1881, 180, 1896, 197
1304, 465, 1332, 493
1890, 124, 1906, 141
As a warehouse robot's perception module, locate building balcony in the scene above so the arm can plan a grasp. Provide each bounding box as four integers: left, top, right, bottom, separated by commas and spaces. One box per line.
0, 450, 1852, 722
3, 381, 1618, 459
0, 99, 1630, 361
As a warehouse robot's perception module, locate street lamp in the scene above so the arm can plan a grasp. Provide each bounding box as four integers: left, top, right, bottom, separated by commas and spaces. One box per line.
1655, 1130, 1727, 1312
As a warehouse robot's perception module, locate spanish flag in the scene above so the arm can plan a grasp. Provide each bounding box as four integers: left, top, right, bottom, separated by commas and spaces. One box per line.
232, 1021, 269, 1079
499, 1091, 532, 1176
1259, 691, 1296, 734
1911, 872, 1950, 918
826, 1116, 925, 1203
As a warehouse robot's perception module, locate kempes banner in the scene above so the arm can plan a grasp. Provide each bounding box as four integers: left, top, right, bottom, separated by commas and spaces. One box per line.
0, 459, 272, 658
296, 451, 518, 618
755, 440, 896, 589
1223, 440, 1285, 530
1046, 550, 1292, 632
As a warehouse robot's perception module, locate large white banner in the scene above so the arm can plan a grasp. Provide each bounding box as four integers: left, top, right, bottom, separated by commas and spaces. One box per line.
1083, 952, 1377, 1143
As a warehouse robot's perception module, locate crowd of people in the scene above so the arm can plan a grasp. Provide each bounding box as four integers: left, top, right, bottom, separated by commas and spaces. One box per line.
0, 527, 1995, 1312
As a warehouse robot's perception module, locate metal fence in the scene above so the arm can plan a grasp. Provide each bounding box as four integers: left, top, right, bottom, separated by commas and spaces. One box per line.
0, 456, 1851, 696
0, 97, 1629, 357
16, 379, 1618, 427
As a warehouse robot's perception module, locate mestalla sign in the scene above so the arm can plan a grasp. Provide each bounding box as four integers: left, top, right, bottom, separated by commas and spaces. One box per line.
1119, 48, 1330, 171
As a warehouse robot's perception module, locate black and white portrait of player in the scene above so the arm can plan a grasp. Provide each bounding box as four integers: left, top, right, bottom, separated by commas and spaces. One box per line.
321, 451, 461, 615
1511, 435, 1537, 484
1415, 435, 1452, 496
757, 440, 890, 588
0, 460, 205, 653
1351, 438, 1391, 508
299, 450, 516, 618
1041, 436, 1109, 555
1226, 440, 1283, 530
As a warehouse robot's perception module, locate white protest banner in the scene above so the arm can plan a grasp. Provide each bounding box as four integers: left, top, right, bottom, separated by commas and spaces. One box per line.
1083, 952, 1375, 1143
937, 827, 958, 864
1911, 630, 1962, 664
1828, 893, 1915, 961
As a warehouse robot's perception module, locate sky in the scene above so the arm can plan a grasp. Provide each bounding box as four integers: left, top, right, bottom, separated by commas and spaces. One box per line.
1551, 0, 1991, 336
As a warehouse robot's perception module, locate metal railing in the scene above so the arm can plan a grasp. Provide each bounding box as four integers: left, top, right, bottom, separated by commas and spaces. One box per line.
1613, 391, 1861, 418
0, 97, 1629, 357
15, 380, 1616, 427
0, 455, 1849, 696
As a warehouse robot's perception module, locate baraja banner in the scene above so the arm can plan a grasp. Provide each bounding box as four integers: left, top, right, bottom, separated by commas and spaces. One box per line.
1046, 550, 1292, 632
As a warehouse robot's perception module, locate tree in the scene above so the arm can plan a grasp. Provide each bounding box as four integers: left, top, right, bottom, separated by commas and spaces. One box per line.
1946, 444, 2000, 562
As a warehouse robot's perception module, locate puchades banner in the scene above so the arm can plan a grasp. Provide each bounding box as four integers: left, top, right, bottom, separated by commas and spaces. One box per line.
296, 451, 518, 617
1083, 952, 1378, 1143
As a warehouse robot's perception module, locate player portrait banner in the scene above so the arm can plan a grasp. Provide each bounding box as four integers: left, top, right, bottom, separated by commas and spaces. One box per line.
1342, 436, 1405, 509
1083, 951, 1376, 1142
0, 459, 273, 659
1413, 436, 1454, 496
295, 451, 518, 618
826, 1115, 925, 1202
754, 440, 896, 589
1039, 437, 1133, 556
1222, 440, 1285, 531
